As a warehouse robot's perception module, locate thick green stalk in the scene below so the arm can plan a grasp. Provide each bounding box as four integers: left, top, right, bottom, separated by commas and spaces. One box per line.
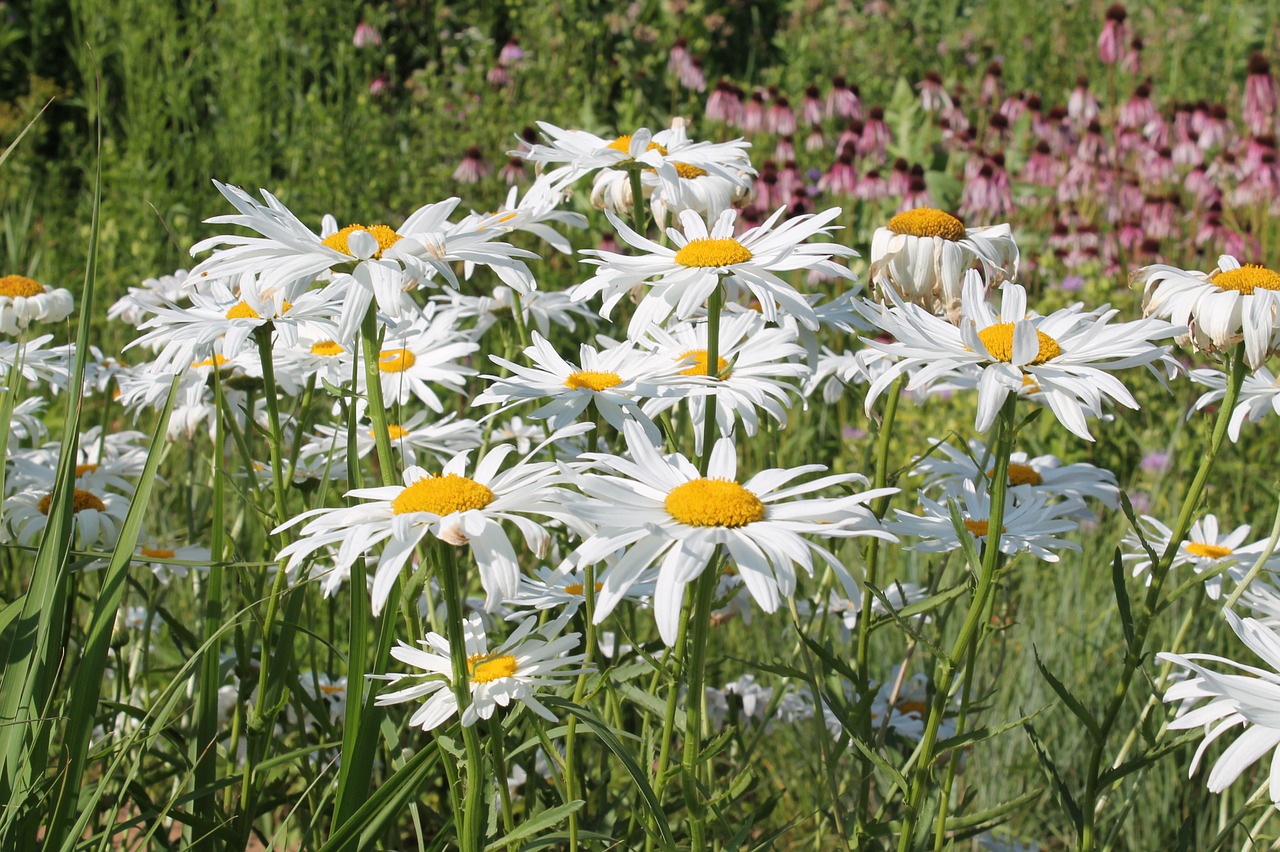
440, 543, 488, 852
628, 166, 648, 236
566, 563, 598, 849
646, 597, 693, 852
360, 304, 398, 483
679, 564, 720, 850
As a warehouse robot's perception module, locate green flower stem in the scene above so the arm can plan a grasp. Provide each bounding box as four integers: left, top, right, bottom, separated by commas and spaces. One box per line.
898, 393, 1018, 852
680, 561, 720, 850
440, 542, 488, 852
566, 562, 597, 850
1224, 489, 1280, 610
489, 716, 516, 849
360, 303, 398, 486
509, 293, 533, 353
253, 324, 289, 529
1079, 342, 1248, 852
698, 286, 723, 473
628, 166, 648, 236
648, 597, 692, 852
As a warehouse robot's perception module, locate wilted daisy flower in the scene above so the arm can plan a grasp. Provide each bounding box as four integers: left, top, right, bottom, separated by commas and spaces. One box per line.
374, 613, 589, 729
276, 429, 585, 613
1189, 364, 1280, 442
475, 332, 687, 441
867, 208, 1018, 323
1160, 610, 1280, 805
568, 421, 897, 644
861, 275, 1180, 441
0, 274, 75, 334
3, 485, 131, 549
639, 312, 808, 452
1122, 514, 1279, 599
577, 206, 857, 337
892, 480, 1081, 562
1134, 255, 1280, 368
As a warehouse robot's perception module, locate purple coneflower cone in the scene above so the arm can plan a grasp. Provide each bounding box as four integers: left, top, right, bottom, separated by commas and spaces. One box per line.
499, 157, 526, 185
453, 147, 491, 184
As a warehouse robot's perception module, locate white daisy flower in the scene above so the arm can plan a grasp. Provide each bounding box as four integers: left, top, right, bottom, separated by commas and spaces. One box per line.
273, 328, 356, 390
568, 421, 897, 644
296, 672, 348, 726
1189, 364, 1280, 442
1134, 255, 1280, 367
275, 430, 585, 613
437, 285, 597, 340
455, 175, 587, 256
0, 334, 72, 393
374, 613, 589, 729
474, 332, 687, 441
134, 541, 211, 584
1160, 610, 1280, 805
891, 480, 1081, 562
0, 274, 75, 334
1122, 514, 1280, 599
304, 411, 482, 473
867, 208, 1019, 323
861, 275, 1181, 441
364, 306, 478, 412
3, 485, 131, 548
639, 312, 808, 452
107, 269, 196, 326
385, 200, 540, 297
507, 559, 655, 615
576, 206, 857, 337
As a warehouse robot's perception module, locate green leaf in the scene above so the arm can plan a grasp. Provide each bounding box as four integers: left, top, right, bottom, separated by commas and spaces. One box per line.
1022, 718, 1082, 830
1111, 547, 1136, 649
317, 743, 441, 852
483, 800, 582, 851
1033, 647, 1101, 741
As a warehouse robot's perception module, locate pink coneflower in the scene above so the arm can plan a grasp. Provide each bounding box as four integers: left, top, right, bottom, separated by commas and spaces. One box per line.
754, 161, 779, 209
980, 60, 1003, 104
887, 158, 911, 196
453, 146, 490, 183
787, 187, 815, 216
917, 71, 951, 112
777, 159, 801, 199
680, 57, 706, 92
353, 22, 382, 48
819, 151, 857, 196
735, 204, 764, 234
369, 76, 391, 96
805, 127, 825, 152
826, 75, 861, 120
774, 135, 795, 162
999, 91, 1027, 124
1199, 103, 1233, 150
743, 91, 767, 133
1185, 166, 1219, 206
1118, 82, 1157, 131
487, 65, 510, 87
767, 96, 796, 135
1116, 221, 1144, 253
1245, 52, 1277, 135
854, 168, 889, 201
836, 119, 862, 155
1077, 120, 1106, 163
1138, 146, 1175, 184
1036, 105, 1072, 153
860, 106, 891, 158
1122, 35, 1144, 76
706, 81, 743, 125
801, 85, 823, 125
598, 231, 619, 254
1098, 3, 1128, 65
499, 157, 526, 185
896, 173, 934, 211
1022, 141, 1060, 185
1068, 76, 1100, 127
667, 37, 692, 77
499, 38, 525, 67
984, 111, 1009, 145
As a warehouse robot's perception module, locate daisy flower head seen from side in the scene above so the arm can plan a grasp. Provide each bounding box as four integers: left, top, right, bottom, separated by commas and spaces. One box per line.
867, 207, 1019, 323
1189, 364, 1280, 442
1122, 513, 1280, 599
0, 274, 75, 334
1134, 255, 1280, 368
576, 206, 857, 339
375, 614, 590, 730
1160, 610, 1280, 805
861, 273, 1181, 441
275, 427, 587, 614
568, 420, 897, 644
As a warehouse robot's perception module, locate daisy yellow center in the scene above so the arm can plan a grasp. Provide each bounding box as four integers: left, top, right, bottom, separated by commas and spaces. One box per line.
607, 135, 668, 157
565, 370, 623, 391
678, 349, 732, 379
1213, 265, 1280, 295
964, 519, 1006, 537
140, 547, 176, 559
322, 224, 403, 258
468, 653, 519, 683
310, 340, 344, 356
977, 323, 1062, 364
896, 699, 928, 715
225, 301, 261, 320
886, 208, 967, 241
674, 238, 753, 268
192, 354, 229, 369
1021, 374, 1041, 393
1186, 542, 1233, 559
75, 463, 98, 476
381, 424, 409, 439
379, 348, 416, 372
38, 489, 106, 515
665, 478, 766, 528
672, 162, 708, 179
987, 463, 1044, 487
391, 473, 494, 515
564, 581, 604, 596
0, 275, 46, 297
319, 683, 345, 695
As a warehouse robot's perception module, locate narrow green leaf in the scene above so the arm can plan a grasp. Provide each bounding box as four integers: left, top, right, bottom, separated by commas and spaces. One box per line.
317, 742, 440, 852
483, 800, 582, 851
1033, 646, 1101, 741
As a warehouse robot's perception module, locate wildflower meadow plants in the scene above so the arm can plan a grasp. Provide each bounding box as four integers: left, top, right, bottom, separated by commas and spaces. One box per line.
12, 5, 1280, 850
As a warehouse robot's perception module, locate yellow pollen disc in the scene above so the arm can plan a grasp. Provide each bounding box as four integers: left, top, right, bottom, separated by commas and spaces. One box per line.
607, 135, 668, 157
678, 349, 732, 378
896, 699, 927, 715
319, 683, 345, 695
1213, 265, 1280, 295
672, 162, 708, 179
38, 489, 106, 515
564, 370, 623, 391
391, 473, 495, 516
322, 224, 403, 258
225, 300, 261, 320
1186, 542, 1233, 559
886, 208, 967, 241
192, 354, 229, 369
0, 275, 46, 298
1020, 374, 1041, 393
75, 463, 98, 476
140, 547, 176, 559
381, 424, 409, 440
977, 323, 1062, 364
665, 478, 766, 528
563, 581, 604, 596
987, 463, 1044, 487
964, 518, 1007, 537
674, 238, 753, 268
379, 348, 416, 372
467, 653, 519, 683
310, 340, 344, 356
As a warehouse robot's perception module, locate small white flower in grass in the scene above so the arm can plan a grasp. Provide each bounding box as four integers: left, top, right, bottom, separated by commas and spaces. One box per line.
108, 269, 195, 326
475, 332, 688, 442
0, 274, 74, 334
1189, 364, 1280, 442
134, 542, 211, 584
861, 274, 1181, 441
568, 420, 897, 645
576, 206, 857, 338
891, 480, 1081, 562
275, 427, 587, 614
1122, 514, 1280, 599
868, 207, 1018, 323
296, 672, 348, 726
3, 485, 131, 548
1134, 255, 1280, 367
363, 307, 478, 412
507, 559, 656, 616
374, 614, 590, 730
0, 334, 71, 393
1160, 610, 1280, 804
